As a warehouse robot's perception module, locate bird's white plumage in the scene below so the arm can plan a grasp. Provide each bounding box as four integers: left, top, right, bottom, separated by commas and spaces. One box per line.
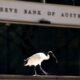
24, 52, 50, 67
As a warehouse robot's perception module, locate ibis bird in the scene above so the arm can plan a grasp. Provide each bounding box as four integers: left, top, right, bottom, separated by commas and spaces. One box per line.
24, 51, 58, 76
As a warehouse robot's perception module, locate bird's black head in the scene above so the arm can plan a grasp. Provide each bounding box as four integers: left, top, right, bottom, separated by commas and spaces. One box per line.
48, 51, 53, 54
48, 51, 58, 63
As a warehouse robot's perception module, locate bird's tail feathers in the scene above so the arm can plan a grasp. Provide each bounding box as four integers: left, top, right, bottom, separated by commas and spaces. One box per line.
24, 57, 29, 61
24, 58, 29, 66
24, 63, 28, 66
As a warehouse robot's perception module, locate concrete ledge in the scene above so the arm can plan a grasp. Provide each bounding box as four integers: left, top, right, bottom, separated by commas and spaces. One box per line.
0, 75, 80, 80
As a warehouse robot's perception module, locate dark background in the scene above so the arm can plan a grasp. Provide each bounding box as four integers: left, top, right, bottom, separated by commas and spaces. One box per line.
0, 23, 80, 75
0, 0, 80, 76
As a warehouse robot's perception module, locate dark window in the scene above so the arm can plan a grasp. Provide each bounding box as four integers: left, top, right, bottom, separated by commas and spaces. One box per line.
0, 23, 80, 75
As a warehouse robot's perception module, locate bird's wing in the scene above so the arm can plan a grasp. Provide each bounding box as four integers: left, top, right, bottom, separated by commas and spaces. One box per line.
24, 54, 40, 61
24, 53, 45, 62
30, 53, 41, 60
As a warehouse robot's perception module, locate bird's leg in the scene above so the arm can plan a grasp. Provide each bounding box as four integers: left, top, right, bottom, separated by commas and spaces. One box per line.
33, 67, 38, 76
39, 65, 48, 75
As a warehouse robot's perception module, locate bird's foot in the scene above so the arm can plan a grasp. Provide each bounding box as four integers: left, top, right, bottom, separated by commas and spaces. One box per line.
44, 72, 48, 75
41, 70, 48, 75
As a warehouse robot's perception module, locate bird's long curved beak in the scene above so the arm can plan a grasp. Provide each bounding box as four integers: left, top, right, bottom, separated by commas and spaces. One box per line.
51, 53, 58, 63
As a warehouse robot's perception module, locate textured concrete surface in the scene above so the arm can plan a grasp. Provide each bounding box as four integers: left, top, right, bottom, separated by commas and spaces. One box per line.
0, 75, 80, 80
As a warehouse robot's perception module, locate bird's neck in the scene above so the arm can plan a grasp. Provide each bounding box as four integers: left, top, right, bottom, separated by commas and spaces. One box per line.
45, 54, 50, 60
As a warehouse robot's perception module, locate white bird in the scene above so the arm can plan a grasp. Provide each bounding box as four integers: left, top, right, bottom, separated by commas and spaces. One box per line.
24, 51, 58, 76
